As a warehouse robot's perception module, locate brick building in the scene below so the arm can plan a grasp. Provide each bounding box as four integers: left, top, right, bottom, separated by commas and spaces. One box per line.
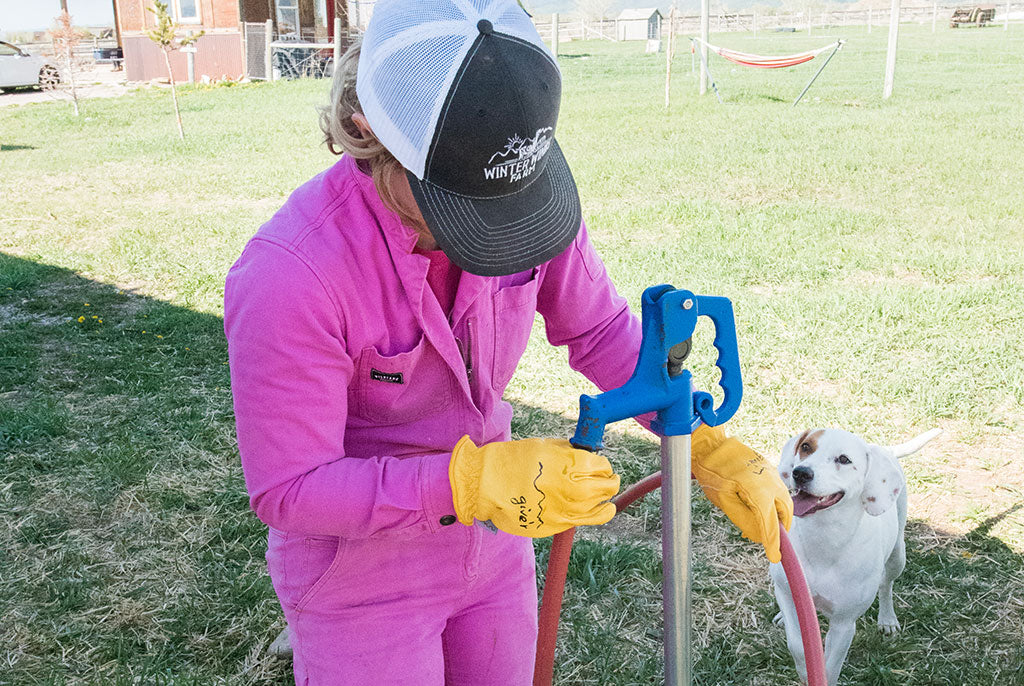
113, 0, 349, 82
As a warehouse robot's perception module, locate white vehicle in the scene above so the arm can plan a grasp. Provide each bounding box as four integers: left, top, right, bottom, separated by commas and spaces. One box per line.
0, 41, 60, 90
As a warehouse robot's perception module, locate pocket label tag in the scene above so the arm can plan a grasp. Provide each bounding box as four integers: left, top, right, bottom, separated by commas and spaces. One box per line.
370, 368, 404, 384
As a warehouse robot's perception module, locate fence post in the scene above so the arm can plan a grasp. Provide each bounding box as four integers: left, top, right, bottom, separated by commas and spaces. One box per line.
551, 13, 559, 57
699, 0, 709, 95
264, 18, 273, 82
883, 0, 902, 98
665, 7, 675, 108
333, 17, 342, 74
932, 2, 937, 32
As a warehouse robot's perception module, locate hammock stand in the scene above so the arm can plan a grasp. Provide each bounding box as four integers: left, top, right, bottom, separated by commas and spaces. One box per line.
691, 37, 845, 106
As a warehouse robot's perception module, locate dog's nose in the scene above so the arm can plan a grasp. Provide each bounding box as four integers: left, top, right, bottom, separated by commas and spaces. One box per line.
792, 465, 814, 485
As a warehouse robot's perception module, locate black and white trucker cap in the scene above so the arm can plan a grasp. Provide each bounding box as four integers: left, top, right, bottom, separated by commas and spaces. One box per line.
356, 0, 581, 276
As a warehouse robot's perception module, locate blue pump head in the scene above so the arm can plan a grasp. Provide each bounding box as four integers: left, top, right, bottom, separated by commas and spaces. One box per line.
570, 285, 743, 452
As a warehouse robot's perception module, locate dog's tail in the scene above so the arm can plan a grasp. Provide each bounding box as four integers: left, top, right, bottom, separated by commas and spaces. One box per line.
889, 428, 943, 459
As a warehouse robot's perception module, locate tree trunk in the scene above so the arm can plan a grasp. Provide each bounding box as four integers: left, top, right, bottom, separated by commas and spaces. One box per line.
163, 48, 184, 140
65, 41, 79, 116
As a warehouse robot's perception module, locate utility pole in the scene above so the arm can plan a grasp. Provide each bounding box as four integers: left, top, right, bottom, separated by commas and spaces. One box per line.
699, 0, 709, 94
883, 0, 902, 98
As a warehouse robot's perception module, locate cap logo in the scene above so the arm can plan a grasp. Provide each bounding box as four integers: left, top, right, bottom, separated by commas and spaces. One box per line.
483, 127, 553, 184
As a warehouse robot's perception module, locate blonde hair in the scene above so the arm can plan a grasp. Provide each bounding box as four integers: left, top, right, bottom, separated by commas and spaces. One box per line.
319, 38, 415, 227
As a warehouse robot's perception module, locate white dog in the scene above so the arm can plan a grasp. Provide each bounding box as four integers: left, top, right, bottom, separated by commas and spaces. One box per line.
769, 427, 941, 685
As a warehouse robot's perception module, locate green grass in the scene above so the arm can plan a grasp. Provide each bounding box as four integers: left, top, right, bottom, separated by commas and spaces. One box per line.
2, 23, 1023, 685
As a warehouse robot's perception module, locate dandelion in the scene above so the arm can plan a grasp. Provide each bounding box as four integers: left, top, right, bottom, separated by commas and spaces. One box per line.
157, 335, 164, 339
84, 303, 90, 307
98, 319, 103, 323
92, 315, 98, 319
142, 330, 146, 334
77, 316, 85, 323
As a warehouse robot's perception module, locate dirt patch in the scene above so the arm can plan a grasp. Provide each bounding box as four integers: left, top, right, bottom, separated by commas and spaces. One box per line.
905, 421, 1024, 548
0, 63, 129, 108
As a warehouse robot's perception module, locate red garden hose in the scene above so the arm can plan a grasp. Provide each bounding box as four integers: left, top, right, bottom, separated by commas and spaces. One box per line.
533, 472, 826, 686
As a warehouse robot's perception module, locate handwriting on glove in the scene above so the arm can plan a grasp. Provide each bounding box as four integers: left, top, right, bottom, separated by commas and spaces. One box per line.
691, 425, 793, 563
449, 436, 620, 538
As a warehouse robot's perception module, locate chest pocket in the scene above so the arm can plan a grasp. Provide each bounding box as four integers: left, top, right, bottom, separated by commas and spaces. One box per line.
491, 272, 541, 391
350, 335, 454, 426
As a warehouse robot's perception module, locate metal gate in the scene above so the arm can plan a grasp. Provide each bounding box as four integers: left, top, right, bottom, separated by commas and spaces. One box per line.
244, 22, 269, 80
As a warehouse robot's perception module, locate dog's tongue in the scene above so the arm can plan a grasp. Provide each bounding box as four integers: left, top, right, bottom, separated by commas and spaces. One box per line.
792, 490, 844, 516
793, 491, 824, 517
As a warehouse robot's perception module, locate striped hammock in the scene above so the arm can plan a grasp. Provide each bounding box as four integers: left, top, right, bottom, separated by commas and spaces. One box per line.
692, 38, 843, 69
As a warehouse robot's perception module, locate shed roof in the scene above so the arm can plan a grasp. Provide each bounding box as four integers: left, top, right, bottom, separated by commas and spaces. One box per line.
616, 8, 662, 21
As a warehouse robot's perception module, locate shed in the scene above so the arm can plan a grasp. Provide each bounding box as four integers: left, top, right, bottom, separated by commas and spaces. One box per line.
615, 8, 662, 41
111, 0, 351, 83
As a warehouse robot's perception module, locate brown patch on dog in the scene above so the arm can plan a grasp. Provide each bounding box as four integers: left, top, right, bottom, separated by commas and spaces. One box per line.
796, 429, 825, 461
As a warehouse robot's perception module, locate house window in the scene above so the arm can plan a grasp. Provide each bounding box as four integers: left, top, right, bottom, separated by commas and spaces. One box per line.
162, 0, 200, 24
277, 0, 300, 38
177, 0, 200, 23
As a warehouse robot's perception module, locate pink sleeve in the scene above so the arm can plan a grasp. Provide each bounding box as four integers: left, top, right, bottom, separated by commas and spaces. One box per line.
224, 238, 455, 538
536, 223, 655, 432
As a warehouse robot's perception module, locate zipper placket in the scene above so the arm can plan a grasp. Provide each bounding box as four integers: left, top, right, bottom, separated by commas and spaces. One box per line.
462, 318, 474, 385
455, 320, 474, 386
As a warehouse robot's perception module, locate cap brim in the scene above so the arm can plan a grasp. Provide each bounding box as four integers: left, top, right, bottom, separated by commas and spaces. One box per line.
407, 139, 581, 277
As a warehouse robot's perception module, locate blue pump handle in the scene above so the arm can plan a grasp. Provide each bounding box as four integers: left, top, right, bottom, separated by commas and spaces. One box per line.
570, 285, 743, 452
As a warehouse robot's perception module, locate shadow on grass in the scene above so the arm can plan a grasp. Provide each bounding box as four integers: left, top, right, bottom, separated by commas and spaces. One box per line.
2, 252, 1022, 685
1, 143, 37, 151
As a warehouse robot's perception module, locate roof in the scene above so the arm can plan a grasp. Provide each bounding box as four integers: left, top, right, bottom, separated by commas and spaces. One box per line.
616, 8, 662, 21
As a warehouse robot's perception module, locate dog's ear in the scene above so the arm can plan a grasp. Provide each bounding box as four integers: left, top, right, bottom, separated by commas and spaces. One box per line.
778, 436, 799, 476
861, 445, 902, 516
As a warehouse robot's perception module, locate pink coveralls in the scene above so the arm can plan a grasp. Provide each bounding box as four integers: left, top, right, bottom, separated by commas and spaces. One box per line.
224, 155, 646, 685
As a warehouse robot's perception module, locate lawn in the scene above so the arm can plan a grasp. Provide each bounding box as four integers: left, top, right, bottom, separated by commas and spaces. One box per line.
2, 23, 1022, 685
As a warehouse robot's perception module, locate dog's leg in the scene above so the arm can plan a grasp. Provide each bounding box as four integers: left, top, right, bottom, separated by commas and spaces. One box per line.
878, 490, 908, 634
771, 569, 808, 684
877, 547, 904, 634
823, 619, 858, 686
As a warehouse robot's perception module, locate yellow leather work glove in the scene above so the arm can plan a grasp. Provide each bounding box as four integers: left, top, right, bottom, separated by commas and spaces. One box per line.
691, 425, 793, 563
449, 436, 620, 538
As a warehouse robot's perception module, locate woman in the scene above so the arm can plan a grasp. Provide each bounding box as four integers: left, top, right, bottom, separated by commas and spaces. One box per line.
224, 2, 791, 684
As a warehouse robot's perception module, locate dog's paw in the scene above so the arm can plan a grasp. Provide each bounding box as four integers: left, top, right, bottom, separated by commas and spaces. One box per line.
773, 611, 784, 627
878, 616, 901, 635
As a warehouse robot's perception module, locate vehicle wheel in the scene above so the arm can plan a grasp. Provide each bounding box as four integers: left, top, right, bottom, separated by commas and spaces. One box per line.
39, 66, 61, 88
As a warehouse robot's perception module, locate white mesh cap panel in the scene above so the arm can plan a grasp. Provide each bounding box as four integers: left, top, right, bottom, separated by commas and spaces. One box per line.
357, 0, 553, 179
366, 33, 471, 176
492, 2, 552, 56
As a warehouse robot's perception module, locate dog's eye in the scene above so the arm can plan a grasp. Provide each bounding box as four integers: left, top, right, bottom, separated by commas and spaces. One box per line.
836, 454, 851, 465
800, 442, 812, 453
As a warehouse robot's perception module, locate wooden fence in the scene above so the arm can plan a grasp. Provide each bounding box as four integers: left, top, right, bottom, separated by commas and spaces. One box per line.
534, 2, 1024, 44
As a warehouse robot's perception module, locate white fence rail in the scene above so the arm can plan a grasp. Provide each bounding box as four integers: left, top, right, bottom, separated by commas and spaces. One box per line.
537, 2, 1024, 47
